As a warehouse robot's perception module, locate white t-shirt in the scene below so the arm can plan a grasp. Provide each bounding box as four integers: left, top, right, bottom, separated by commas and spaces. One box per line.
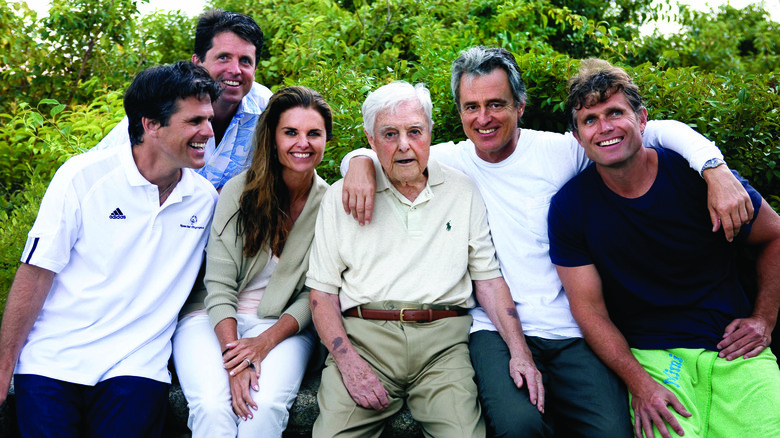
342, 120, 722, 338
18, 144, 218, 385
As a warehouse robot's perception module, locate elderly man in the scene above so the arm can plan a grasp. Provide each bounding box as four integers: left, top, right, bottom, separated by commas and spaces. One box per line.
549, 59, 780, 438
96, 8, 272, 190
0, 62, 220, 437
341, 47, 753, 437
306, 81, 542, 438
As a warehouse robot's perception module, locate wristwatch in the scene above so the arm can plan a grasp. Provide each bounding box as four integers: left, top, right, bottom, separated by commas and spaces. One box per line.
701, 158, 725, 172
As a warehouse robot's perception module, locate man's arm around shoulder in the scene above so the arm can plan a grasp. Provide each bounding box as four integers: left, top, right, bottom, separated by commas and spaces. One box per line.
0, 264, 55, 406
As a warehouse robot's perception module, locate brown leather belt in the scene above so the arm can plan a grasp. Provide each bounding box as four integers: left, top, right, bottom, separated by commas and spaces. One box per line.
343, 307, 467, 323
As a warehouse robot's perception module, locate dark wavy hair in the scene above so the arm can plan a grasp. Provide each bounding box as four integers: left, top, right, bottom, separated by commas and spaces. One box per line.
566, 58, 644, 133
193, 9, 264, 63
238, 86, 333, 257
125, 61, 221, 146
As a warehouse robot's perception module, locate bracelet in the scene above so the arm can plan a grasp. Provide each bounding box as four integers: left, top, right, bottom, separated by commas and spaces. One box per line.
222, 348, 230, 356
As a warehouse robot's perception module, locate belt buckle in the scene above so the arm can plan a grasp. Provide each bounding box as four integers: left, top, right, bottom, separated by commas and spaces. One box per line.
399, 308, 416, 323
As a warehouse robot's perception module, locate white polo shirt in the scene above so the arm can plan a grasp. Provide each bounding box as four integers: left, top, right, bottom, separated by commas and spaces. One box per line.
17, 144, 217, 386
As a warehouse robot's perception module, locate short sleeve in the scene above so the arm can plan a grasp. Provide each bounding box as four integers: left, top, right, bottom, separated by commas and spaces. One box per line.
21, 165, 82, 273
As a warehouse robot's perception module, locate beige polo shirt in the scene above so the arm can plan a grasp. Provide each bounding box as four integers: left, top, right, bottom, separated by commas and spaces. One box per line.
306, 159, 501, 311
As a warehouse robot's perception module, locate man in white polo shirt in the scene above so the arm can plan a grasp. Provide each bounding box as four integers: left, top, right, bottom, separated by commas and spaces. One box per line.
0, 62, 220, 437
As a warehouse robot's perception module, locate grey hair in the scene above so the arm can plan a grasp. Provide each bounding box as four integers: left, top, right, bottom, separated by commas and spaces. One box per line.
450, 46, 526, 109
362, 81, 433, 136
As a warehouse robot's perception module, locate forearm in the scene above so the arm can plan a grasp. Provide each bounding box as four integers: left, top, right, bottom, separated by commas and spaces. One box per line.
340, 149, 378, 176
643, 119, 722, 173
753, 237, 780, 330
578, 310, 656, 395
747, 199, 780, 329
474, 278, 530, 359
310, 289, 361, 366
0, 264, 55, 392
214, 318, 239, 352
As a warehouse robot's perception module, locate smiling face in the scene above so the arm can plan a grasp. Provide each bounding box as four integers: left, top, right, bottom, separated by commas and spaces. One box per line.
458, 69, 525, 163
572, 91, 648, 169
274, 106, 326, 177
151, 95, 215, 171
366, 100, 431, 192
193, 31, 256, 109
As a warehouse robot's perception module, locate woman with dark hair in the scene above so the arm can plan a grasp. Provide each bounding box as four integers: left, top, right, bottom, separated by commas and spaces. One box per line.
172, 86, 332, 437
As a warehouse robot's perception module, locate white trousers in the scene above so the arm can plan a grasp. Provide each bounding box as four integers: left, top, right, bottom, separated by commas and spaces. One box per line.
172, 314, 314, 438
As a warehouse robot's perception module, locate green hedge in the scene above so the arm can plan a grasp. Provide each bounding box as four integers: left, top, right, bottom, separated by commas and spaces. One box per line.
1, 0, 778, 314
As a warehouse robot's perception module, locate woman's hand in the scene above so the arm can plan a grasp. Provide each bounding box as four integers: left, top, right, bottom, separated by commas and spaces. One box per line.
229, 367, 259, 420
222, 333, 274, 377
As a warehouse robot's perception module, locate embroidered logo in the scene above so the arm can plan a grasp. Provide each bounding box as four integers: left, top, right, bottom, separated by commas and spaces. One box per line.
663, 353, 683, 388
180, 214, 205, 230
446, 220, 452, 231
109, 208, 126, 219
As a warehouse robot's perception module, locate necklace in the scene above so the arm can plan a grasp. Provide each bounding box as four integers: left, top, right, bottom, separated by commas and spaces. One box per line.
158, 171, 181, 201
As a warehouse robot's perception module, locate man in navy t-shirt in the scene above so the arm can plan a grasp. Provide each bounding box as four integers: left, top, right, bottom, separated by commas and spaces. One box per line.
548, 59, 780, 438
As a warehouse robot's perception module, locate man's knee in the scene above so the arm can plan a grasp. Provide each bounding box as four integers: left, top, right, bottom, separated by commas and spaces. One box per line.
484, 401, 549, 438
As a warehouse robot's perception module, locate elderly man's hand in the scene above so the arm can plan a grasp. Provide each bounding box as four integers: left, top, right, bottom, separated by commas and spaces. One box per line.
509, 356, 545, 413
703, 164, 754, 241
342, 156, 376, 226
338, 353, 390, 410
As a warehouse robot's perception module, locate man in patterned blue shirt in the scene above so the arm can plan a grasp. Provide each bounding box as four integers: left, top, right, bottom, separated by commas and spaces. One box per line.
96, 9, 273, 190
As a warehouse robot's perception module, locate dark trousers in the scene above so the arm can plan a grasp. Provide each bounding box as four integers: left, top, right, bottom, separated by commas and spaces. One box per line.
14, 374, 168, 438
469, 331, 632, 438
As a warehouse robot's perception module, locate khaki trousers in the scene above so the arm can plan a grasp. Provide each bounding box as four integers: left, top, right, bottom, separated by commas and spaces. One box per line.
313, 315, 485, 438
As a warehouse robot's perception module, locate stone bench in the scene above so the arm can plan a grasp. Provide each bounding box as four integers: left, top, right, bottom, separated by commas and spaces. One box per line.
0, 372, 424, 438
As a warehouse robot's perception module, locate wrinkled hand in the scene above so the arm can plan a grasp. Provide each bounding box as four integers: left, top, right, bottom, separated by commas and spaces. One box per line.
509, 357, 545, 413
703, 164, 754, 242
631, 381, 691, 438
338, 355, 389, 410
342, 156, 376, 226
223, 336, 271, 377
229, 367, 259, 421
717, 316, 772, 360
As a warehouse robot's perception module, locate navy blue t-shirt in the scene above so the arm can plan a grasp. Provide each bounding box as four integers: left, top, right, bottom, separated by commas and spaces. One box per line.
548, 148, 763, 351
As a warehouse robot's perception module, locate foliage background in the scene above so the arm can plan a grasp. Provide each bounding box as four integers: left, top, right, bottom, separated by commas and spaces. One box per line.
1, 0, 779, 311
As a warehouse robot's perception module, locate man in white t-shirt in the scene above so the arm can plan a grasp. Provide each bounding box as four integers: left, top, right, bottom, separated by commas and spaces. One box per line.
341, 47, 754, 437
95, 9, 273, 190
0, 62, 219, 437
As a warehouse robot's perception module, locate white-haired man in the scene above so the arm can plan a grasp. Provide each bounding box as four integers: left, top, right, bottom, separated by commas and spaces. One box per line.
306, 81, 542, 437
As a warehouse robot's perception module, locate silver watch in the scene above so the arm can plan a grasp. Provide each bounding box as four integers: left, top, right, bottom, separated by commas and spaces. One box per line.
701, 158, 725, 172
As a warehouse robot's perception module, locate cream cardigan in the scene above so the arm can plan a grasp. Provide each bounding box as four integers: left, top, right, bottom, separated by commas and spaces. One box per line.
181, 169, 328, 333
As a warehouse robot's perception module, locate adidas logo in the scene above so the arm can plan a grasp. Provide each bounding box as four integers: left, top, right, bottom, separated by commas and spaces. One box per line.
109, 208, 126, 220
